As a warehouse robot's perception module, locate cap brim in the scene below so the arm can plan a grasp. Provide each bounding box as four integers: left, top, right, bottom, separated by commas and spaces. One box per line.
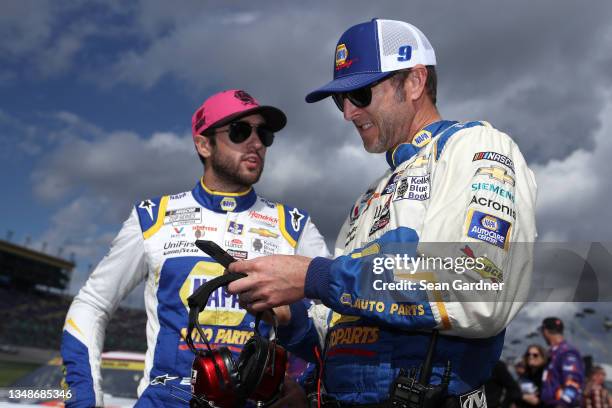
305, 72, 391, 103
208, 106, 287, 132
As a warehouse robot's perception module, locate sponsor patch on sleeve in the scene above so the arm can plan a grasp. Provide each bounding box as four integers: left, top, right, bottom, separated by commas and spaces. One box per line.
465, 209, 512, 250
472, 151, 515, 172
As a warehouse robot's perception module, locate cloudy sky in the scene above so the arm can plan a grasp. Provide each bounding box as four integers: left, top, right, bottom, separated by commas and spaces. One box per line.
2, 1, 611, 361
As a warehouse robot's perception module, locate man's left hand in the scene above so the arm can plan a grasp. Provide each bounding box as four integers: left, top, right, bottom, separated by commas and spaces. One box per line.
227, 255, 311, 312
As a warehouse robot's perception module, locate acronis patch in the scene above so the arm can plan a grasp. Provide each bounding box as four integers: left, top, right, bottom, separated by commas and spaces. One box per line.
466, 209, 511, 250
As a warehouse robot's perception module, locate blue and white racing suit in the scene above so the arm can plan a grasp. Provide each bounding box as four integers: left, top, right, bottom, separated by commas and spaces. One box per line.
61, 179, 330, 407
279, 120, 538, 404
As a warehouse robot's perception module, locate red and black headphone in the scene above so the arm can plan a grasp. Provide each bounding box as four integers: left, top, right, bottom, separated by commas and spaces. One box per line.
185, 241, 287, 408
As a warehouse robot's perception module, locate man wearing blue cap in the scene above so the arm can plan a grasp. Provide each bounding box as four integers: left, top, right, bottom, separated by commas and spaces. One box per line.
228, 19, 537, 407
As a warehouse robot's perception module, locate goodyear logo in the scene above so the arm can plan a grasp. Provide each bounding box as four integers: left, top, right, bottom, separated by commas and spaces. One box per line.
412, 129, 432, 148
335, 43, 348, 67
220, 197, 237, 212
178, 261, 245, 326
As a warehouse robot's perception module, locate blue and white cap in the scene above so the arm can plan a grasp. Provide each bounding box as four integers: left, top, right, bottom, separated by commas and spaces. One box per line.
305, 19, 436, 103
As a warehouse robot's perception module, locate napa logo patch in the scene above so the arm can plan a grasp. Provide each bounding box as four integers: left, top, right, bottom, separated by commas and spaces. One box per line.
466, 209, 511, 250
335, 43, 348, 67
340, 293, 352, 305
335, 43, 354, 70
220, 197, 237, 212
481, 215, 499, 230
412, 129, 432, 148
179, 262, 244, 326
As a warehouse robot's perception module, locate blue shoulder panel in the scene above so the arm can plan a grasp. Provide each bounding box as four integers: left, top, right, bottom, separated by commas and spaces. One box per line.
135, 196, 164, 233
278, 204, 310, 248
435, 121, 488, 161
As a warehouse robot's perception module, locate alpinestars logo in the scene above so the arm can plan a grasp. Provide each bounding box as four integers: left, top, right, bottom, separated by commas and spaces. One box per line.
139, 200, 156, 220
151, 374, 178, 385
289, 208, 304, 231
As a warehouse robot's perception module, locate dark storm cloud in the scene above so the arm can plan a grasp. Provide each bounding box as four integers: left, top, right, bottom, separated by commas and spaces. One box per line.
88, 0, 612, 242
4, 0, 612, 279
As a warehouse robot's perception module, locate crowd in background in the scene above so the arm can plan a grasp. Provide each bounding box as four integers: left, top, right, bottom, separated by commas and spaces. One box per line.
486, 317, 611, 408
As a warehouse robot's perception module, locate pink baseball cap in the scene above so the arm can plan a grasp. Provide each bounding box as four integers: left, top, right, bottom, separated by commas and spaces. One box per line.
191, 89, 287, 137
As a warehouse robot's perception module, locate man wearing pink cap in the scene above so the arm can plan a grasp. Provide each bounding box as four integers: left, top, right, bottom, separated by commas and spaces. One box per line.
61, 89, 329, 407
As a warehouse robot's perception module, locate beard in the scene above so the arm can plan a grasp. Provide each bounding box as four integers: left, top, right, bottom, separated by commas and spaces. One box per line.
209, 149, 264, 188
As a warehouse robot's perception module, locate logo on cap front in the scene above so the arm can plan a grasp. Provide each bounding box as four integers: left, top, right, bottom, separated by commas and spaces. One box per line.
335, 44, 354, 71
336, 44, 348, 66
234, 90, 256, 105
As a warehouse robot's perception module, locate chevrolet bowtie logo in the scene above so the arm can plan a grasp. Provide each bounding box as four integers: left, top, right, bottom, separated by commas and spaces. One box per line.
408, 155, 429, 169
475, 166, 515, 186
249, 227, 279, 238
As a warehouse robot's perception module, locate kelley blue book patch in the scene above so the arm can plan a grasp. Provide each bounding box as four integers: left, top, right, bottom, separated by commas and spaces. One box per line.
466, 209, 511, 250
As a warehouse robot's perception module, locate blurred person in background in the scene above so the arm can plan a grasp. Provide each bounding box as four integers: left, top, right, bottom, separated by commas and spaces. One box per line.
485, 360, 522, 408
540, 317, 585, 408
583, 366, 611, 408
516, 344, 548, 407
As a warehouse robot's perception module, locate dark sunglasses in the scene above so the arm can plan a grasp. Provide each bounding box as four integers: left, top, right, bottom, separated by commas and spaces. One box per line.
526, 353, 541, 358
331, 74, 394, 112
213, 121, 275, 147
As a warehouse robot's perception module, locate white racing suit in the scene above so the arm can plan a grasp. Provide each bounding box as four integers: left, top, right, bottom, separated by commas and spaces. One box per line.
61, 179, 330, 407
279, 120, 538, 404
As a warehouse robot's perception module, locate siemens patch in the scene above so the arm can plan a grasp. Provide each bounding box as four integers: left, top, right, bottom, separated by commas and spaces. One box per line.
472, 182, 515, 203
466, 210, 511, 250
473, 151, 515, 172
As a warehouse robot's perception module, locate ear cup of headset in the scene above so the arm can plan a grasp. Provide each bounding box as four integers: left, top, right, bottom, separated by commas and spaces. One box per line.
237, 335, 270, 398
250, 341, 288, 403
191, 347, 240, 408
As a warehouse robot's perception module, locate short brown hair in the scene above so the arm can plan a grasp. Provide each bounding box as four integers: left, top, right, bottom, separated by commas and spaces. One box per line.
390, 65, 437, 105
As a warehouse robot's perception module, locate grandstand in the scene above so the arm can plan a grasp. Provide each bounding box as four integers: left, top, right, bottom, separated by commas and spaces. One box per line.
0, 238, 146, 353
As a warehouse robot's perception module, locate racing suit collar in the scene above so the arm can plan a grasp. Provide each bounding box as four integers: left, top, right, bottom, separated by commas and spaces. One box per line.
192, 178, 257, 213
386, 120, 457, 170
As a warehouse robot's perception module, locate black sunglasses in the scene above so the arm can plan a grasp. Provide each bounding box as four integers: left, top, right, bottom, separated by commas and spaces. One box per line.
331, 74, 394, 112
212, 121, 275, 147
